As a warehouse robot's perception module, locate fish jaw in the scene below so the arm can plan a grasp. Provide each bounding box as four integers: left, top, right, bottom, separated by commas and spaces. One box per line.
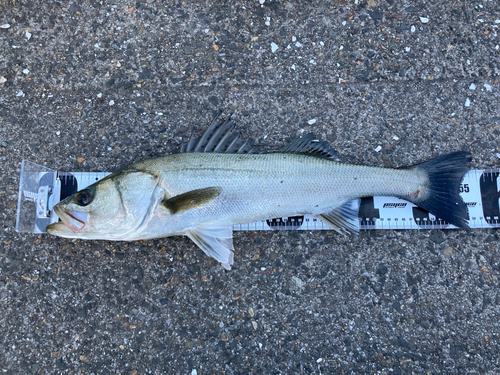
46, 205, 89, 237
46, 221, 76, 237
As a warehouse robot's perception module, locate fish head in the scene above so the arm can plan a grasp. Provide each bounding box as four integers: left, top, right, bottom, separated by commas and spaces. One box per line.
47, 171, 163, 240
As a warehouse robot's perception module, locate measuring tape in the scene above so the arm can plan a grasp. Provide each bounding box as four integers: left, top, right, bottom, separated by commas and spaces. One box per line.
15, 161, 500, 234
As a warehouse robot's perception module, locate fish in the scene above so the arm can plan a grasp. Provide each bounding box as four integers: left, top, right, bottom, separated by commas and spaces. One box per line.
47, 115, 472, 270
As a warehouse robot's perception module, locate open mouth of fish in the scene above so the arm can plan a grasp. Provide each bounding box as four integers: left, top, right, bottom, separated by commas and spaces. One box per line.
48, 205, 89, 234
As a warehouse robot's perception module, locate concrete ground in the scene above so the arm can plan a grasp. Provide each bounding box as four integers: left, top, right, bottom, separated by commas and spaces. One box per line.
1, 0, 500, 373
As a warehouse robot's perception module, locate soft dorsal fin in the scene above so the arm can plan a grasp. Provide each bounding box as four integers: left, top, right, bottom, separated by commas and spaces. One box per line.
180, 113, 261, 154
279, 134, 341, 161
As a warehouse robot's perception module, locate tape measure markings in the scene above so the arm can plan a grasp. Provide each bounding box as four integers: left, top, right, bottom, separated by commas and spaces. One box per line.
16, 166, 500, 233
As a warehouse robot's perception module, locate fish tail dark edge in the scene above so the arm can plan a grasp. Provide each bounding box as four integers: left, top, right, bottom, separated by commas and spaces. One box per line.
411, 151, 472, 230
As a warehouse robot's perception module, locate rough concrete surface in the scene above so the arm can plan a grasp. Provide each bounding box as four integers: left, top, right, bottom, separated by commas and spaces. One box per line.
1, 0, 500, 373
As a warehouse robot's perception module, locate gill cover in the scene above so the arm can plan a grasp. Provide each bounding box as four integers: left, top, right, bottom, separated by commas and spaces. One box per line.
48, 171, 163, 239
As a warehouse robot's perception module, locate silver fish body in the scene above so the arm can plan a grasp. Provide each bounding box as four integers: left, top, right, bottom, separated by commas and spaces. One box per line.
126, 152, 427, 239
47, 116, 471, 269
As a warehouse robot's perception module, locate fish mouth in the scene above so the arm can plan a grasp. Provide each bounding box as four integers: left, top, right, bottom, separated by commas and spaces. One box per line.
46, 205, 89, 235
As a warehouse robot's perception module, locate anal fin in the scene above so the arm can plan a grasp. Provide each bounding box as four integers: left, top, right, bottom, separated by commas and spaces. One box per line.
185, 220, 235, 270
318, 199, 361, 235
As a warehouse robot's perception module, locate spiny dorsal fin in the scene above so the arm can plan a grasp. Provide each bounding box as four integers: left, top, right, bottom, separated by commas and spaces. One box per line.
180, 113, 261, 154
318, 199, 361, 235
162, 187, 222, 214
279, 133, 341, 161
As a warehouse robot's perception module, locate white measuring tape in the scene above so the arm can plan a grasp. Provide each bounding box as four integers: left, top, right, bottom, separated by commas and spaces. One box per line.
15, 161, 500, 234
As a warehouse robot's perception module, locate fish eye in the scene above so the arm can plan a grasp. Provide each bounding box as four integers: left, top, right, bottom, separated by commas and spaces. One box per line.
76, 189, 93, 206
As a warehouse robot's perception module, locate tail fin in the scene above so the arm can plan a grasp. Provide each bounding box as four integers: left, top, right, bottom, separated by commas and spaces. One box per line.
412, 151, 471, 229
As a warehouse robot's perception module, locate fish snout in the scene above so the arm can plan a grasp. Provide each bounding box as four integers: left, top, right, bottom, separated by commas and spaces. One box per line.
51, 205, 89, 233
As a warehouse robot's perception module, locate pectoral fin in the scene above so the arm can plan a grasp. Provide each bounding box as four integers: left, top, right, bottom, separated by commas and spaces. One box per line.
318, 199, 361, 235
163, 187, 222, 214
185, 220, 235, 270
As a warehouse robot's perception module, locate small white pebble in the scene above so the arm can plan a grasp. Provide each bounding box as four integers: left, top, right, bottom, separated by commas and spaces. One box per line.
375, 145, 382, 152
411, 25, 416, 32
342, 21, 346, 26
495, 20, 500, 24
295, 41, 302, 47
465, 98, 471, 107
496, 153, 500, 159
393, 135, 399, 141
258, 343, 263, 349
265, 16, 270, 26
271, 42, 278, 53
0, 76, 6, 84
0, 24, 10, 29
469, 83, 476, 90
116, 61, 121, 67
308, 118, 317, 125
309, 59, 316, 64
484, 83, 492, 92
292, 36, 296, 42
317, 358, 323, 363
26, 31, 31, 40
405, 46, 411, 52
97, 93, 103, 98
419, 17, 429, 24
22, 68, 29, 74
291, 64, 296, 70
16, 91, 25, 97
259, 0, 265, 4
191, 370, 198, 375
94, 43, 99, 48
56, 131, 60, 136
320, 41, 324, 46
109, 100, 115, 106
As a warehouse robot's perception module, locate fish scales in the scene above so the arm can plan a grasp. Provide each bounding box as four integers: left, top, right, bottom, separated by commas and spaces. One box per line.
47, 116, 471, 269
133, 152, 426, 231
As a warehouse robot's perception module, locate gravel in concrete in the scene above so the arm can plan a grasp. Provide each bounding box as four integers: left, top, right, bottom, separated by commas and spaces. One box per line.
1, 0, 500, 373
